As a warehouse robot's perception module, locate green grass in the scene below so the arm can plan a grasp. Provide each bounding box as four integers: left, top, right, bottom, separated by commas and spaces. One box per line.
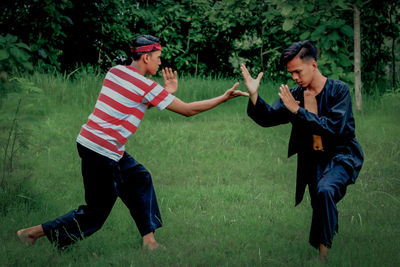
0, 71, 399, 266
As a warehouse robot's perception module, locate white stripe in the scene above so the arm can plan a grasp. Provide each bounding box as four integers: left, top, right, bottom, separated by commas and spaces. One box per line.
95, 101, 144, 128
95, 98, 147, 120
102, 86, 138, 108
106, 72, 145, 96
115, 65, 153, 86
156, 94, 176, 110
89, 114, 132, 138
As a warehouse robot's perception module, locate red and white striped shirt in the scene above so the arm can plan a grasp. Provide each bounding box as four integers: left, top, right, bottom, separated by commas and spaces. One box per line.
76, 65, 175, 161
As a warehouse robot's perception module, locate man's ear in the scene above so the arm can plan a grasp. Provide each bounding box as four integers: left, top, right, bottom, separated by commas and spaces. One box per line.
312, 60, 318, 70
142, 53, 150, 64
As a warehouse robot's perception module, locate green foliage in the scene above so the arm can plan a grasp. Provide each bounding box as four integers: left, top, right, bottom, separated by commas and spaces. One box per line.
0, 0, 73, 70
263, 0, 355, 84
359, 0, 400, 93
0, 34, 33, 95
0, 34, 32, 73
0, 0, 399, 89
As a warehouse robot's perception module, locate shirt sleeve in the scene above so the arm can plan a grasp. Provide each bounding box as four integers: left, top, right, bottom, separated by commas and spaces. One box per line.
247, 95, 292, 127
143, 83, 176, 110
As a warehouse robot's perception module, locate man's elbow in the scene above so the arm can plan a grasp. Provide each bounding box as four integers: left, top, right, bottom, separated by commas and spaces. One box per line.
182, 109, 198, 117
180, 103, 199, 117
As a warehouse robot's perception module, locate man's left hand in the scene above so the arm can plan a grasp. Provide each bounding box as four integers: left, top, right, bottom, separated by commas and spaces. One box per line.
162, 67, 178, 94
278, 84, 300, 114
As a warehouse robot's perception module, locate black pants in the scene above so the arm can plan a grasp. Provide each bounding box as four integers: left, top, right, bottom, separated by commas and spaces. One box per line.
41, 143, 162, 249
301, 151, 353, 249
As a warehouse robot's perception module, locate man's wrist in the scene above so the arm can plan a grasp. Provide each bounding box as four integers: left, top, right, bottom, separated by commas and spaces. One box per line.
165, 86, 177, 94
249, 92, 258, 98
221, 94, 229, 103
249, 93, 258, 105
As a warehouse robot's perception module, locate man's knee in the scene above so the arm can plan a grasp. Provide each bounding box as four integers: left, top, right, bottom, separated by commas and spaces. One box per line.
316, 178, 346, 203
76, 205, 111, 227
316, 183, 336, 201
135, 171, 153, 187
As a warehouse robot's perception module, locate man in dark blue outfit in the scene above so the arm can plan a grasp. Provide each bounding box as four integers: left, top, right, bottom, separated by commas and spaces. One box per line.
240, 40, 363, 262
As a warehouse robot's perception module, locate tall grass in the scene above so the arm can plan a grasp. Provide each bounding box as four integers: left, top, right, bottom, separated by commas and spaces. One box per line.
0, 70, 399, 266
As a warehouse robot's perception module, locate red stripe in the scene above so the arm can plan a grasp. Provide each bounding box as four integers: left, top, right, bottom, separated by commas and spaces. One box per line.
98, 94, 145, 120
86, 120, 127, 145
149, 88, 169, 107
109, 68, 153, 94
79, 128, 123, 156
103, 79, 143, 102
93, 108, 138, 134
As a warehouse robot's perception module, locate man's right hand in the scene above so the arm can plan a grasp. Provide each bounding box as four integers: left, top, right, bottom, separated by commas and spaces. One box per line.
240, 64, 263, 105
222, 82, 249, 102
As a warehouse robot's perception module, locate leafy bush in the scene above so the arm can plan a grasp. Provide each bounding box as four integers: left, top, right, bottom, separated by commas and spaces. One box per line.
0, 34, 33, 95
0, 0, 398, 88
0, 34, 33, 77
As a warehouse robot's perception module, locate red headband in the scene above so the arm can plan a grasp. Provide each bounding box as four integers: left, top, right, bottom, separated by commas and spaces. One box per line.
131, 43, 162, 53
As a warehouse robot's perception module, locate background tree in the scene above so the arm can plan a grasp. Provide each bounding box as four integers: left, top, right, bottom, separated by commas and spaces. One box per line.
0, 0, 398, 96
354, 2, 362, 110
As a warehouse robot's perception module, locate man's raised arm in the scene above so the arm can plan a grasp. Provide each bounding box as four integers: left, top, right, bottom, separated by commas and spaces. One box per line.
240, 64, 264, 105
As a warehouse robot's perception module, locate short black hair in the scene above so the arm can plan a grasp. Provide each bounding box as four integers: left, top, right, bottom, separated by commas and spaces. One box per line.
131, 35, 160, 61
280, 40, 318, 67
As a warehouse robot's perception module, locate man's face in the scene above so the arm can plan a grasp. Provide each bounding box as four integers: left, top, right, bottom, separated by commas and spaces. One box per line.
146, 50, 162, 76
286, 56, 316, 88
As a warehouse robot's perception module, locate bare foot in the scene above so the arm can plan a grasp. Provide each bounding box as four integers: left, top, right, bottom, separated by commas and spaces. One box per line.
142, 232, 165, 251
318, 244, 330, 263
17, 225, 45, 246
142, 240, 165, 251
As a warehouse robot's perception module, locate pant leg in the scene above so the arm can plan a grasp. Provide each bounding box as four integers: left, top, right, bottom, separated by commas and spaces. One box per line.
41, 144, 118, 249
308, 156, 352, 249
116, 152, 162, 236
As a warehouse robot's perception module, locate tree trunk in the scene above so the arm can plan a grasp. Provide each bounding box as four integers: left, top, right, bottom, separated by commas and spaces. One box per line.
389, 3, 396, 91
392, 35, 396, 91
261, 26, 264, 73
354, 3, 362, 111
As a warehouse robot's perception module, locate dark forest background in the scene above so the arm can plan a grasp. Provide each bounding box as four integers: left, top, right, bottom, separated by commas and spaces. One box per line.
0, 0, 399, 93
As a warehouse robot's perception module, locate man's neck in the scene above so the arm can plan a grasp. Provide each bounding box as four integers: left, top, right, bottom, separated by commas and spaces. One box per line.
130, 61, 146, 75
307, 71, 327, 95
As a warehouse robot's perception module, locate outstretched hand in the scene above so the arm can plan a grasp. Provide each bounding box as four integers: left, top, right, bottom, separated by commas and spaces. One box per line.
240, 64, 263, 104
223, 82, 249, 102
162, 67, 178, 94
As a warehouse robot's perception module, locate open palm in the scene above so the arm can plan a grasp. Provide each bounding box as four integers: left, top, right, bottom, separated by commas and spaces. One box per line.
162, 67, 178, 94
240, 64, 263, 95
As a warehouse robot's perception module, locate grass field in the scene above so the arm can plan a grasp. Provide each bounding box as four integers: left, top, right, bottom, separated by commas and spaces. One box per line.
0, 71, 399, 266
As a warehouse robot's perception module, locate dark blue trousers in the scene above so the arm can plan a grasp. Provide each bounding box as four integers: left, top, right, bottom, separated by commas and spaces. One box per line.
41, 143, 162, 249
302, 151, 352, 249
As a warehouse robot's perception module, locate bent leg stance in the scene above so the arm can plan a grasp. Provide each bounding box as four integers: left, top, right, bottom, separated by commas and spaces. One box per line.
116, 152, 162, 236
41, 144, 162, 249
42, 144, 118, 248
308, 157, 353, 249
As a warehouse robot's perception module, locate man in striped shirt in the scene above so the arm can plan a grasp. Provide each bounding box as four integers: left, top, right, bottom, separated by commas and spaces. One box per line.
17, 35, 248, 250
